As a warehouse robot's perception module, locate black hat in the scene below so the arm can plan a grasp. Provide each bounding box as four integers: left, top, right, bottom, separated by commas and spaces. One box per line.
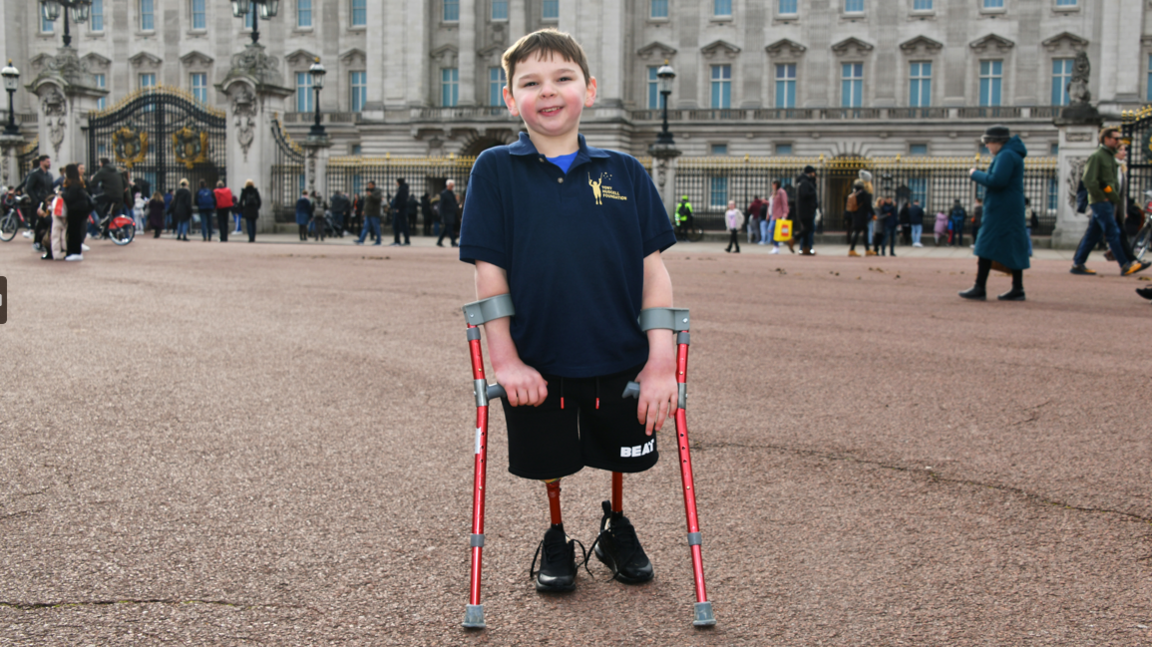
981, 125, 1010, 143
803, 165, 817, 174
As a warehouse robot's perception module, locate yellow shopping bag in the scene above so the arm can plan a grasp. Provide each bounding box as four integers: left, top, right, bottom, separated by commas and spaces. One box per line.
774, 218, 792, 242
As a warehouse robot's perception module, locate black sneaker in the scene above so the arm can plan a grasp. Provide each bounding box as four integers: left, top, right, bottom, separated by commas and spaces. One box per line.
997, 288, 1026, 301
530, 524, 580, 592
958, 285, 987, 301
591, 501, 654, 584
1136, 287, 1152, 301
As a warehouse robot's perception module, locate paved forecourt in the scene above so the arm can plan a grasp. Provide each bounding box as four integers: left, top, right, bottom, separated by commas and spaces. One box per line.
1, 233, 1149, 646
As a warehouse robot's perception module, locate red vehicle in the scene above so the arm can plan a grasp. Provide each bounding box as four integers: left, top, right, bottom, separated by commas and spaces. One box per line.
0, 192, 35, 242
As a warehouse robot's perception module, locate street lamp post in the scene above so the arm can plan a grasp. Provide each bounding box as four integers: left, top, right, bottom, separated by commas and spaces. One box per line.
39, 0, 91, 48
656, 61, 676, 146
231, 0, 280, 45
2, 61, 20, 136
308, 57, 326, 139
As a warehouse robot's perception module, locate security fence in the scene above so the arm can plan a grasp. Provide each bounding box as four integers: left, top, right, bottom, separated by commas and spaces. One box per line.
270, 117, 305, 222
325, 155, 476, 208
1123, 105, 1152, 210
674, 154, 1060, 234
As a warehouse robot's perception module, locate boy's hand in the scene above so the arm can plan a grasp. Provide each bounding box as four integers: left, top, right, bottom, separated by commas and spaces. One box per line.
635, 356, 677, 436
493, 358, 548, 408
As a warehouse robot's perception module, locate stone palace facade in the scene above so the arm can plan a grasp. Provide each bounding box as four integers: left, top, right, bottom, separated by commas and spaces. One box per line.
2, 0, 1149, 159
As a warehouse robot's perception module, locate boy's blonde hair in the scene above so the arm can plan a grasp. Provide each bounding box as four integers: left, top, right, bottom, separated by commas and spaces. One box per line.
502, 28, 591, 93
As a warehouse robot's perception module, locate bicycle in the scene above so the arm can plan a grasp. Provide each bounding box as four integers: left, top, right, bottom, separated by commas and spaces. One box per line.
0, 195, 35, 242
1132, 190, 1152, 263
90, 196, 136, 246
677, 217, 704, 243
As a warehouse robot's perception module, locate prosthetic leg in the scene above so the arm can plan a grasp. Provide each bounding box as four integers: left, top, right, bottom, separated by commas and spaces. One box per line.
622, 307, 716, 626
459, 295, 515, 629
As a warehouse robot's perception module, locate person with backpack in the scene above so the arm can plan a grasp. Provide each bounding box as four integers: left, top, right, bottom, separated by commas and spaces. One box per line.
948, 199, 967, 247
675, 195, 693, 241
195, 179, 216, 241
213, 181, 234, 242
295, 190, 313, 241
907, 199, 926, 247
876, 197, 898, 256
846, 179, 872, 257
795, 165, 818, 255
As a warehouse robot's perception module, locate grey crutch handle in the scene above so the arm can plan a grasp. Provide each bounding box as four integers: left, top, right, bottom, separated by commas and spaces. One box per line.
462, 293, 515, 326
485, 384, 506, 400
623, 307, 691, 401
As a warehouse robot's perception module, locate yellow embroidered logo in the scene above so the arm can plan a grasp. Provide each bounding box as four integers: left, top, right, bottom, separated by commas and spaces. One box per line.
588, 172, 628, 206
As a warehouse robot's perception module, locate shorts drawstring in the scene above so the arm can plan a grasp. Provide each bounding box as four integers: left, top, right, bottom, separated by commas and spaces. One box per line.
595, 377, 601, 410
560, 377, 565, 410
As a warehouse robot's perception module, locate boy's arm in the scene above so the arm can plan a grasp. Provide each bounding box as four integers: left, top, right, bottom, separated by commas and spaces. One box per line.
635, 250, 677, 436
474, 260, 548, 408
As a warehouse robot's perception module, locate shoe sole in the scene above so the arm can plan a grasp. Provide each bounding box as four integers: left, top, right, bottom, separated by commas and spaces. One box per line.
593, 546, 654, 585
534, 577, 576, 593
997, 296, 1026, 301
958, 293, 986, 301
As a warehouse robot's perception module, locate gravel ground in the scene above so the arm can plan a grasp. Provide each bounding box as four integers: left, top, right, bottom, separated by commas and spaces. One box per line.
1, 233, 1150, 646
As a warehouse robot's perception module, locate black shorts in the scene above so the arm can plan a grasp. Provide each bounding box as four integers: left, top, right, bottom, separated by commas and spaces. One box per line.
501, 363, 659, 480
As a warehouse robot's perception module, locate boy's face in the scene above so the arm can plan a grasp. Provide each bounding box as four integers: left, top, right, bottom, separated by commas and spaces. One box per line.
504, 50, 597, 142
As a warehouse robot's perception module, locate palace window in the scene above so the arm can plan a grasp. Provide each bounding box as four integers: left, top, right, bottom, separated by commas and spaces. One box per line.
140, 0, 155, 30
191, 0, 206, 29
909, 61, 931, 107
841, 63, 863, 107
651, 0, 668, 18
648, 67, 661, 109
913, 0, 932, 9
298, 0, 312, 27
979, 59, 1002, 107
779, 0, 797, 15
714, 0, 732, 16
444, 0, 459, 21
351, 0, 366, 26
845, 0, 864, 13
350, 71, 367, 112
91, 0, 104, 30
542, 0, 558, 19
95, 74, 106, 109
775, 64, 796, 108
296, 71, 313, 112
442, 68, 459, 107
1051, 58, 1073, 106
191, 73, 208, 103
489, 67, 506, 107
776, 143, 793, 155
711, 65, 731, 109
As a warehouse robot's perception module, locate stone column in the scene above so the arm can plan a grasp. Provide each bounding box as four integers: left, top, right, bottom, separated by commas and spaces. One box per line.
218, 44, 292, 232
0, 135, 24, 190
301, 136, 332, 202
26, 47, 107, 168
1051, 123, 1099, 249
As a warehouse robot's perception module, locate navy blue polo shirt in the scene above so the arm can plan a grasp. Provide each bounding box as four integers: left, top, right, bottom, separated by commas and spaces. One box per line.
460, 132, 676, 378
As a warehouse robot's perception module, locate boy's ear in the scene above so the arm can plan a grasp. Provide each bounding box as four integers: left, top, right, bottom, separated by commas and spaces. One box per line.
584, 76, 598, 108
503, 84, 519, 117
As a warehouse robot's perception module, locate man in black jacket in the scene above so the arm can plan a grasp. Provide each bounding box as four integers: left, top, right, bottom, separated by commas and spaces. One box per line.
90, 158, 125, 219
436, 179, 459, 248
22, 155, 54, 250
328, 189, 349, 237
390, 177, 410, 246
795, 165, 818, 255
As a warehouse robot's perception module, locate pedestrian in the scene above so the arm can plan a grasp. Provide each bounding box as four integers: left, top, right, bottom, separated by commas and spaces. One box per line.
390, 177, 411, 246
436, 179, 459, 247
238, 179, 262, 242
908, 199, 925, 247
163, 189, 175, 233
674, 195, 693, 241
971, 197, 983, 247
196, 179, 216, 241
133, 191, 147, 232
45, 191, 65, 260
329, 189, 349, 237
933, 209, 948, 246
767, 180, 789, 254
1069, 128, 1147, 276
21, 154, 53, 252
959, 125, 1031, 301
232, 188, 244, 235
747, 195, 765, 245
949, 199, 966, 246
795, 165, 818, 255
355, 180, 383, 245
1023, 197, 1035, 256
295, 190, 312, 241
168, 179, 193, 241
420, 192, 434, 236
898, 199, 911, 245
61, 163, 93, 261
312, 191, 327, 241
89, 157, 125, 221
213, 180, 233, 242
148, 191, 165, 238
724, 199, 741, 253
350, 191, 364, 235
457, 28, 677, 594
846, 178, 873, 257
878, 197, 898, 256
407, 191, 419, 234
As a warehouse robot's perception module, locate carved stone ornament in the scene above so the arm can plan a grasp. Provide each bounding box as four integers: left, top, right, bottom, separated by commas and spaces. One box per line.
224, 43, 285, 90
899, 35, 943, 56
1068, 51, 1091, 105
1042, 32, 1089, 54
1066, 156, 1087, 211
48, 116, 66, 156
969, 33, 1015, 55
231, 84, 258, 161
42, 47, 97, 88
831, 37, 875, 57
764, 39, 807, 58
700, 40, 741, 60
41, 86, 67, 117
637, 41, 678, 61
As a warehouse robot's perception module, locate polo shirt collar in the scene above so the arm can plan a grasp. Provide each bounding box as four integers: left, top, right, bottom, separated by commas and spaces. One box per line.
508, 132, 610, 165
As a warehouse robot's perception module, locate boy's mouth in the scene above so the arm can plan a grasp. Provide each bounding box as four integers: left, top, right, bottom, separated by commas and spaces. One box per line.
538, 106, 563, 115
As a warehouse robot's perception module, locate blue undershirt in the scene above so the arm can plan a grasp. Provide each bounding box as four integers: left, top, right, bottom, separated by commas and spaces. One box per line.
546, 151, 579, 174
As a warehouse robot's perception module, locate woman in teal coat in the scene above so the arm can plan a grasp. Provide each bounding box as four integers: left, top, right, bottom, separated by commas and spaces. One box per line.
959, 125, 1030, 301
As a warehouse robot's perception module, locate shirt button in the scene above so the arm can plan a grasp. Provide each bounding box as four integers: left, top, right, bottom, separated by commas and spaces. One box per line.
558, 178, 564, 183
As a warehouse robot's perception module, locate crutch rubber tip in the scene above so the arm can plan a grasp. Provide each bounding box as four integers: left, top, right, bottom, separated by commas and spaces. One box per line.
462, 604, 486, 629
693, 601, 717, 627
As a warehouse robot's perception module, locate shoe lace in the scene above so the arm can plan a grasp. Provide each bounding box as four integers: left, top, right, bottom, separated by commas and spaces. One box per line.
588, 515, 640, 583
529, 533, 589, 580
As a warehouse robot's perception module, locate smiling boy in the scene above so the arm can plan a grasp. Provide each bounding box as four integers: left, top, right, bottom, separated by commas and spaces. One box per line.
459, 29, 678, 593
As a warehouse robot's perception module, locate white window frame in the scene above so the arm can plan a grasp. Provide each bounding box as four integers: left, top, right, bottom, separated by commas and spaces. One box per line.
140, 0, 155, 30
297, 0, 313, 28
650, 0, 669, 19
491, 0, 508, 20
350, 71, 367, 112
1051, 57, 1073, 106
841, 62, 863, 108
775, 63, 796, 108
139, 73, 156, 89
441, 68, 459, 107
296, 71, 313, 112
489, 67, 506, 107
91, 0, 104, 30
190, 72, 208, 103
713, 0, 733, 17
443, 0, 459, 22
351, 0, 367, 26
908, 61, 931, 107
710, 64, 732, 109
190, 0, 206, 30
979, 59, 1003, 107
95, 74, 106, 109
778, 0, 798, 16
542, 0, 559, 20
844, 0, 865, 14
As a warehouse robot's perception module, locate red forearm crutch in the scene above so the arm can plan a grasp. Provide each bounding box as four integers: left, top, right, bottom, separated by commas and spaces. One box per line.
460, 295, 515, 630
623, 307, 716, 627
